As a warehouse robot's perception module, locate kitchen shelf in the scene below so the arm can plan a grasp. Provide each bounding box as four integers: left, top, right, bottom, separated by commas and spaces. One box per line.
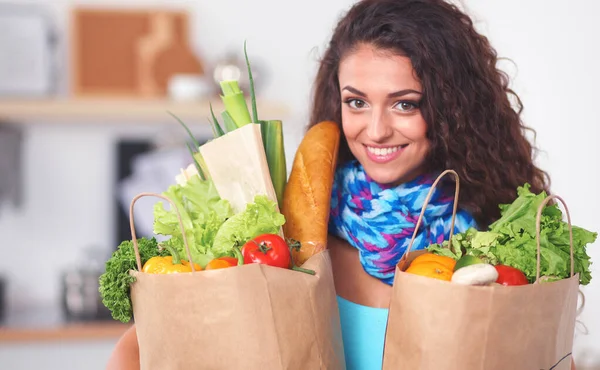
0, 321, 131, 343
0, 97, 290, 124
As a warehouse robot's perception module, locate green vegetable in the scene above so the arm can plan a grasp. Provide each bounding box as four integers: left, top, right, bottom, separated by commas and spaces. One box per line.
212, 195, 286, 256
201, 43, 288, 208
209, 102, 225, 137
244, 40, 258, 124
153, 174, 233, 268
221, 110, 238, 132
169, 111, 210, 180
244, 43, 287, 207
220, 80, 252, 128
192, 152, 211, 181
260, 119, 287, 207
453, 255, 484, 272
428, 184, 597, 285
99, 237, 168, 323
185, 143, 204, 180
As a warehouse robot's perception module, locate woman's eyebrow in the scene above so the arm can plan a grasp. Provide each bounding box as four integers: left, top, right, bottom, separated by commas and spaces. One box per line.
342, 86, 367, 97
388, 89, 422, 98
342, 85, 422, 98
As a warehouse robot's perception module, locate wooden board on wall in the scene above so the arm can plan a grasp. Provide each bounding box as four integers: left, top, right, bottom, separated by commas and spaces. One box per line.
70, 8, 204, 98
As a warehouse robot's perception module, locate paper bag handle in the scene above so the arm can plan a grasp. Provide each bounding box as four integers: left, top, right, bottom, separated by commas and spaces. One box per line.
402, 169, 460, 260
535, 194, 574, 283
129, 192, 196, 272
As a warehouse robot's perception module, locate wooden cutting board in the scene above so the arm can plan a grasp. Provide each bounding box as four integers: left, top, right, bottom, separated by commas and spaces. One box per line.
71, 8, 204, 98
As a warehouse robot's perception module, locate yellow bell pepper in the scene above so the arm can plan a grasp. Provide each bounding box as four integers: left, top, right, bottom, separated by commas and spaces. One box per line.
142, 244, 202, 274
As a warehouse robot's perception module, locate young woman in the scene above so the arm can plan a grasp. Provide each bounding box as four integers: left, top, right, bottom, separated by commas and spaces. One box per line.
107, 0, 575, 368
312, 0, 568, 369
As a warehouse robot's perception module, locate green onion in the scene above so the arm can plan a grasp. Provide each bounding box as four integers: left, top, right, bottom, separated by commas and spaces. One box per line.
186, 143, 205, 180
167, 110, 210, 180
168, 111, 200, 149
244, 40, 259, 124
260, 119, 287, 207
193, 152, 211, 181
209, 103, 225, 137
220, 80, 252, 128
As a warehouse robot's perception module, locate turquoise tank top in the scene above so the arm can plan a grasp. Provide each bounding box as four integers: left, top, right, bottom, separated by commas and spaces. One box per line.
336, 296, 389, 370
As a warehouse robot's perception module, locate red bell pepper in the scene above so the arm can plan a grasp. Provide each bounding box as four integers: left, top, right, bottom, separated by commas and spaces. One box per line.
494, 264, 529, 286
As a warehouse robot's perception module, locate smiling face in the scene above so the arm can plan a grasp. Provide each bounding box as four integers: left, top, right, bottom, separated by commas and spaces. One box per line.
338, 43, 430, 185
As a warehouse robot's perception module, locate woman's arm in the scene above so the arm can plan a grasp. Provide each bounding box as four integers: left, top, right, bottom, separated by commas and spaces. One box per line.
106, 325, 140, 370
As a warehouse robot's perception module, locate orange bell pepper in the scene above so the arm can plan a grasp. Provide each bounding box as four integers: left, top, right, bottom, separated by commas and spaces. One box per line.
405, 252, 454, 281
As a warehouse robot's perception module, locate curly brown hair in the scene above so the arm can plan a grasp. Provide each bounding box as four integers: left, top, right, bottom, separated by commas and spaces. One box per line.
308, 0, 550, 228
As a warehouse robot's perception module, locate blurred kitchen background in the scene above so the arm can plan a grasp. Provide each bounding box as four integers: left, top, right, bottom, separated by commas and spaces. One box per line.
0, 0, 598, 369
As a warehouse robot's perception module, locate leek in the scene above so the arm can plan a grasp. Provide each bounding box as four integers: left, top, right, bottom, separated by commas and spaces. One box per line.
208, 41, 288, 207
260, 119, 287, 207
220, 80, 252, 127
243, 42, 287, 207
221, 111, 238, 133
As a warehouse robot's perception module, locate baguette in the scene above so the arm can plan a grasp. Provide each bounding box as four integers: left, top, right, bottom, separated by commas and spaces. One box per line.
282, 121, 340, 265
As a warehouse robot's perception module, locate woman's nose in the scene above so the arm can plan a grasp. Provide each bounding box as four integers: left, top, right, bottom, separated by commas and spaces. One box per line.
366, 110, 393, 142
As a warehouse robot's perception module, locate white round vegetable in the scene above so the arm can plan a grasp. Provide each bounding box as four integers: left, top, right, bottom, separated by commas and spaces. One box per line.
451, 263, 499, 286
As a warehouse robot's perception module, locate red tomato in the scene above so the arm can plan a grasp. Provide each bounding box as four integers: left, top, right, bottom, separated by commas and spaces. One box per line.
494, 265, 529, 286
242, 234, 291, 269
205, 257, 238, 270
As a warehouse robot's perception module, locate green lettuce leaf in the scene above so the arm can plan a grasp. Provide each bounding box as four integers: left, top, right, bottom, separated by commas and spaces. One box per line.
426, 244, 461, 260
153, 174, 233, 267
489, 183, 543, 237
439, 183, 597, 284
211, 195, 286, 255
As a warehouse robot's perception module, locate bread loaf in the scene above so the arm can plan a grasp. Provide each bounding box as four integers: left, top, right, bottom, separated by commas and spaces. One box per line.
282, 121, 340, 265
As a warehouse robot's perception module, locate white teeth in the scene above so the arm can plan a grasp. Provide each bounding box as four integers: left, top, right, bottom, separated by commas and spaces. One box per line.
367, 146, 401, 156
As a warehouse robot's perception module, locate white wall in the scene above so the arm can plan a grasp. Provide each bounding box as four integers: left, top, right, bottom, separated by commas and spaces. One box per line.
460, 1, 600, 365
0, 0, 598, 368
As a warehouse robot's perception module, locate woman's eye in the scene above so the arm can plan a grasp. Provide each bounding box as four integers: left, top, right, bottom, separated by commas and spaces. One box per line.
346, 99, 368, 109
394, 101, 418, 112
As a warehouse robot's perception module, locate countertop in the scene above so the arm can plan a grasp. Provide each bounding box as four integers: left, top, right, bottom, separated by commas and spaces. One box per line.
0, 306, 131, 343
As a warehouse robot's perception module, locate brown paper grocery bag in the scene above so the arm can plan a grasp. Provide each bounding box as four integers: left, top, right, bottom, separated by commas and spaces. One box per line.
128, 193, 346, 370
382, 170, 580, 370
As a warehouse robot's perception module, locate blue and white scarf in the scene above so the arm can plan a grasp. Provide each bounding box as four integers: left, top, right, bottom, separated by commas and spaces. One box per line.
328, 160, 477, 285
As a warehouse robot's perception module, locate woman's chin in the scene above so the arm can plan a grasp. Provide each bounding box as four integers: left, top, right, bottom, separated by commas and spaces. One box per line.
363, 168, 403, 186
362, 164, 423, 186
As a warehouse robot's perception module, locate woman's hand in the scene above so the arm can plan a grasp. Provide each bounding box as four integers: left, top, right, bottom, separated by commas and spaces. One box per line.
106, 325, 140, 370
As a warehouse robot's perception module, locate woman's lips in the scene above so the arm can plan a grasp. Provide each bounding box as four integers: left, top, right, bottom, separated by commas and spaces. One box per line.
364, 144, 408, 164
